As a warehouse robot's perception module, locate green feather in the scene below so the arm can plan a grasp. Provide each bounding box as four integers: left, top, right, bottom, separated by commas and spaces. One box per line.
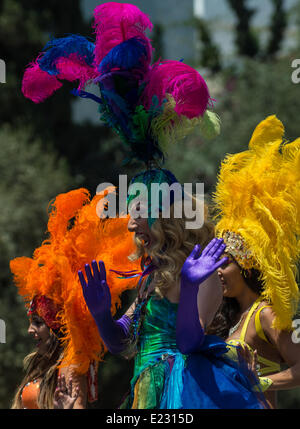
199, 110, 221, 140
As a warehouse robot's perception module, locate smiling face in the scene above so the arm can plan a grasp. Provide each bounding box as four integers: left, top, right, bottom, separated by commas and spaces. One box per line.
217, 253, 247, 298
28, 314, 51, 355
127, 200, 153, 248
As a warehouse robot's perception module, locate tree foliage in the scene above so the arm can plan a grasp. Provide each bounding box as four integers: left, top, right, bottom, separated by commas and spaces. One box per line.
227, 0, 288, 60
193, 17, 222, 73
0, 125, 72, 408
227, 0, 260, 58
266, 0, 288, 59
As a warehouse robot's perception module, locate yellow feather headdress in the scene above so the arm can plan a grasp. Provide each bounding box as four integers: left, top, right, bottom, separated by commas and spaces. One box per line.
213, 115, 300, 330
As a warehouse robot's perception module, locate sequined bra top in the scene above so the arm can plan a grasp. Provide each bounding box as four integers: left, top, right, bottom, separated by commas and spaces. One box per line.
227, 299, 281, 376
21, 379, 40, 409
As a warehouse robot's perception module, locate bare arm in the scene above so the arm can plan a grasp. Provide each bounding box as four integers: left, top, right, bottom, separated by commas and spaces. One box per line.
176, 240, 227, 354
124, 297, 138, 319
259, 308, 300, 391
59, 366, 88, 409
197, 271, 223, 331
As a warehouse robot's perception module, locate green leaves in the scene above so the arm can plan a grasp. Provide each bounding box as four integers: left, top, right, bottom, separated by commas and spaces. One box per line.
0, 125, 72, 408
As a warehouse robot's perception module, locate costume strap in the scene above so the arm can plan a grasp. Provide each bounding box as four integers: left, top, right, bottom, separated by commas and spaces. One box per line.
239, 298, 262, 342
254, 306, 272, 344
257, 355, 280, 376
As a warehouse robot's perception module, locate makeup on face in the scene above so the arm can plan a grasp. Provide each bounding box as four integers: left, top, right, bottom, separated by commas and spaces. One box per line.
28, 314, 51, 354
127, 201, 152, 247
217, 252, 247, 298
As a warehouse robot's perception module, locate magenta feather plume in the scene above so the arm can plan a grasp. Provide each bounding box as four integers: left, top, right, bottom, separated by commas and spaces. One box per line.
93, 2, 153, 66
22, 61, 62, 103
142, 60, 211, 118
55, 54, 98, 89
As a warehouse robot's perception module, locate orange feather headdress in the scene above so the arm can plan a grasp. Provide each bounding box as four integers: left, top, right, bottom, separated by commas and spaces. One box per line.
10, 187, 140, 377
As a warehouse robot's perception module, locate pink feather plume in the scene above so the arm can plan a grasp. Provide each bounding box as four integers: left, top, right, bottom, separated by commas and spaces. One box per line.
22, 54, 99, 103
142, 60, 211, 118
22, 61, 62, 104
93, 2, 153, 66
55, 54, 99, 89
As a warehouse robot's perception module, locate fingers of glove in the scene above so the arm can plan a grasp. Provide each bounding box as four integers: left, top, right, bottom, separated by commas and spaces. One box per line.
201, 238, 219, 256
78, 270, 87, 288
189, 244, 202, 260
213, 242, 227, 260
85, 264, 94, 283
214, 256, 229, 270
91, 260, 101, 282
98, 260, 107, 283
101, 280, 111, 302
206, 238, 224, 257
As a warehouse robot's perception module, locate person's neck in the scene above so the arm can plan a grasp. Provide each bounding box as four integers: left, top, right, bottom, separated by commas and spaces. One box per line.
236, 288, 260, 313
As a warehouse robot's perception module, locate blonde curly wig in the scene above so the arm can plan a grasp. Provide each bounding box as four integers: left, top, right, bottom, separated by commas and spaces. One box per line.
129, 195, 215, 296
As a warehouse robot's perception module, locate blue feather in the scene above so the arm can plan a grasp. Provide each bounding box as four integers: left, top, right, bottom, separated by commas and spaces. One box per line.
98, 37, 150, 74
38, 34, 95, 75
71, 89, 103, 104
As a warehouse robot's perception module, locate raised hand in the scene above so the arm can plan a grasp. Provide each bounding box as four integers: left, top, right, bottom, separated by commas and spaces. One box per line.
78, 260, 111, 318
53, 375, 79, 409
78, 260, 130, 355
181, 238, 228, 288
237, 344, 259, 374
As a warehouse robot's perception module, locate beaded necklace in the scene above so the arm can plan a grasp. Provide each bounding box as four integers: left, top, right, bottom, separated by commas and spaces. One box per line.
228, 303, 253, 337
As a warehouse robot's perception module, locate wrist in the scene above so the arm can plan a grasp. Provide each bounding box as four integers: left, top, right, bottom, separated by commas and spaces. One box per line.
253, 376, 273, 393
181, 277, 200, 289
92, 307, 112, 323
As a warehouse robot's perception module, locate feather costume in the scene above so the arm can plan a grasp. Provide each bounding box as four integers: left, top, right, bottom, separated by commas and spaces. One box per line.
21, 2, 220, 166
213, 115, 300, 330
10, 188, 140, 376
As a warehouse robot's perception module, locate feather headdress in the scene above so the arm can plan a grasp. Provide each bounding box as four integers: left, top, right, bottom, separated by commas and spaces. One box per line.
213, 115, 300, 330
10, 187, 140, 375
21, 2, 220, 167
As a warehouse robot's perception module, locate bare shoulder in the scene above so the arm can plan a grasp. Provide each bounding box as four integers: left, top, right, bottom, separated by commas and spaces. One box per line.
257, 303, 278, 344
258, 303, 276, 324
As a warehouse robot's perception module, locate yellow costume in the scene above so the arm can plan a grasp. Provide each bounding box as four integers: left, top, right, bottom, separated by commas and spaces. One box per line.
213, 115, 300, 392
227, 299, 280, 376
213, 115, 300, 331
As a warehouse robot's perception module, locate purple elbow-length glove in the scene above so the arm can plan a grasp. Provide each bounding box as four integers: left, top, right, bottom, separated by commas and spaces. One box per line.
176, 238, 228, 354
78, 260, 131, 355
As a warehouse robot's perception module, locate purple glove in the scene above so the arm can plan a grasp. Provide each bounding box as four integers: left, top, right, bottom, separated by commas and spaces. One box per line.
176, 238, 228, 354
78, 260, 131, 355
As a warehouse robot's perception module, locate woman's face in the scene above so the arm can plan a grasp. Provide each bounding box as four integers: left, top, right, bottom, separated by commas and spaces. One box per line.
28, 314, 51, 355
127, 201, 153, 247
217, 253, 245, 298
